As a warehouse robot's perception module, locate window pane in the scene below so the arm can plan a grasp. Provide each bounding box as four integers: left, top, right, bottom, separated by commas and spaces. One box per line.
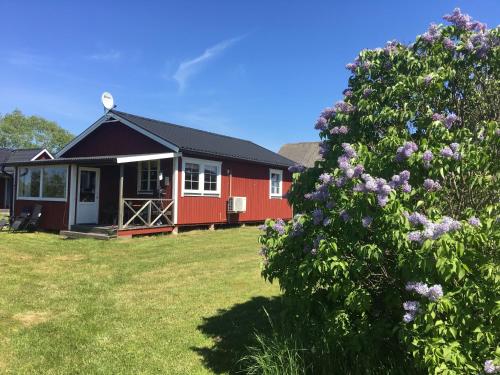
138, 161, 159, 192
185, 163, 200, 191
18, 167, 41, 198
204, 165, 218, 191
42, 167, 67, 198
271, 172, 281, 195
79, 170, 96, 202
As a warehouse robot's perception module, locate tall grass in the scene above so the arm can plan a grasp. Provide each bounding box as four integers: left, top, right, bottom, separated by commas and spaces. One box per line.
241, 333, 308, 375
240, 310, 421, 375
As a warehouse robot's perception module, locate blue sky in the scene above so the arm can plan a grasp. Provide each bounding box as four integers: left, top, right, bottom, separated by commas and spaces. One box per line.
1, 1, 498, 152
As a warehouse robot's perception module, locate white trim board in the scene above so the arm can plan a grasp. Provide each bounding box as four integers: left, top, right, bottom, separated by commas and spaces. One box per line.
31, 149, 54, 161
117, 152, 180, 164
56, 113, 180, 158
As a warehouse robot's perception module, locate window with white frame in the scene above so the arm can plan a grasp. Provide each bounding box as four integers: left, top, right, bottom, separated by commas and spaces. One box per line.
137, 160, 159, 193
269, 169, 283, 198
182, 158, 221, 196
18, 166, 67, 200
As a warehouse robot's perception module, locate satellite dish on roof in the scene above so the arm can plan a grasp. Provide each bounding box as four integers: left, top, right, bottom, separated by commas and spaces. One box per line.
101, 92, 115, 111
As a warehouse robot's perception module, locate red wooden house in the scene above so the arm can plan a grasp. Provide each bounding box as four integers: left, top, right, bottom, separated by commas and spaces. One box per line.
3, 110, 294, 238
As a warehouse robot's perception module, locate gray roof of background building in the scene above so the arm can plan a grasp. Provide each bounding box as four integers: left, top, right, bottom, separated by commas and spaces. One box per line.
0, 148, 45, 163
278, 142, 322, 168
112, 110, 295, 167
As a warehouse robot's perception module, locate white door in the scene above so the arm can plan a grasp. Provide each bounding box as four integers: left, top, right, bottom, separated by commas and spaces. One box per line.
76, 167, 100, 224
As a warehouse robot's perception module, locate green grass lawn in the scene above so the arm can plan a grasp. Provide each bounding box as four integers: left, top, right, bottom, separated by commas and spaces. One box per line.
0, 227, 280, 374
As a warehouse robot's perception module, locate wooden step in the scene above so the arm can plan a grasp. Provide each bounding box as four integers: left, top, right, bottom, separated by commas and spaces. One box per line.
60, 230, 116, 240
70, 225, 117, 236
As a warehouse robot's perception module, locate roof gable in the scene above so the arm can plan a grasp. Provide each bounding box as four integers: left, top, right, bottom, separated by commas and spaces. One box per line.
60, 120, 174, 158
56, 114, 180, 158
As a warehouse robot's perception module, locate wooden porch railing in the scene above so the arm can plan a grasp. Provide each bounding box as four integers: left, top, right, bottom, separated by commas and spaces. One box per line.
119, 198, 174, 229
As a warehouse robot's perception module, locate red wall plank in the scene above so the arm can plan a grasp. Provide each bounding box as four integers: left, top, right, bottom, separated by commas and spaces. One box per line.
177, 155, 292, 225
14, 200, 69, 231
61, 121, 172, 157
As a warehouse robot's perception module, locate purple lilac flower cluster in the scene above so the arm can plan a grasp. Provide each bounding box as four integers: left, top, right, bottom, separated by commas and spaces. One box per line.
258, 224, 267, 231
402, 300, 421, 323
469, 31, 493, 58
422, 150, 433, 169
346, 57, 360, 72
442, 37, 455, 51
273, 218, 286, 235
352, 173, 395, 207
432, 113, 459, 129
406, 213, 461, 242
288, 164, 306, 173
421, 23, 441, 43
484, 360, 500, 374
312, 209, 324, 226
384, 40, 401, 55
406, 282, 444, 301
388, 170, 412, 193
468, 217, 481, 226
304, 173, 335, 201
363, 88, 374, 97
314, 116, 328, 131
396, 141, 418, 161
440, 143, 461, 160
343, 88, 353, 97
330, 126, 349, 135
443, 8, 486, 32
423, 178, 442, 192
340, 210, 351, 222
321, 107, 336, 120
361, 216, 373, 228
334, 101, 355, 114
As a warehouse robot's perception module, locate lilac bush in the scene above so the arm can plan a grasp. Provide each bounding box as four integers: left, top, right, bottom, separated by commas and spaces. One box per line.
259, 8, 499, 374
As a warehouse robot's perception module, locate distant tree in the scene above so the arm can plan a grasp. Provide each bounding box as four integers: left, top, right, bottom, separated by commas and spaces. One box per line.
0, 110, 74, 153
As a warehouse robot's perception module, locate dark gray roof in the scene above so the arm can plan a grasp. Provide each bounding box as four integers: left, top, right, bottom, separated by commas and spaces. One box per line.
112, 110, 294, 167
0, 148, 11, 164
278, 142, 322, 168
0, 148, 46, 164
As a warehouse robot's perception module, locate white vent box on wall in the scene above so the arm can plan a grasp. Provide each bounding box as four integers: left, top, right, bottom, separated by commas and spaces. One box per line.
228, 197, 247, 213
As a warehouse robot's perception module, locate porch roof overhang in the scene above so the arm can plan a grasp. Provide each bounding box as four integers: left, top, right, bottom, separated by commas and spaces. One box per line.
3, 152, 181, 166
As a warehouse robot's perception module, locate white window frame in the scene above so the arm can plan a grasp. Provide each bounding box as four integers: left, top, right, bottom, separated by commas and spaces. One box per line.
17, 165, 68, 202
181, 157, 222, 197
137, 160, 160, 194
269, 168, 283, 199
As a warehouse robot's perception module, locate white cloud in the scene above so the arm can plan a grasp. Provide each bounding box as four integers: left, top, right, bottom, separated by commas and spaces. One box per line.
172, 35, 244, 91
87, 50, 121, 61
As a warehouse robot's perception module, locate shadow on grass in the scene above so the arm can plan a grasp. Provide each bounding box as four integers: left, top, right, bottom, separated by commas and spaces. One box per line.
193, 296, 283, 374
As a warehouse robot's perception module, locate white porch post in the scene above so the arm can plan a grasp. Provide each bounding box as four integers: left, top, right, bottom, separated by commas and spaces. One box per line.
118, 164, 124, 229
68, 164, 78, 229
172, 156, 178, 225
